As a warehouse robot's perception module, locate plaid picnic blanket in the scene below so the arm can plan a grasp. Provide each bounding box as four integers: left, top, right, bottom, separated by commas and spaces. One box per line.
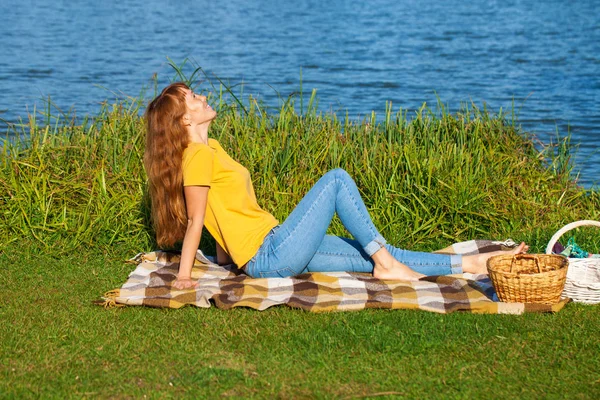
101, 240, 568, 314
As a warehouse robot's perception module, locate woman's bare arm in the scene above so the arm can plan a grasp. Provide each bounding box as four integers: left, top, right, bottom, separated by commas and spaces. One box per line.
173, 185, 210, 289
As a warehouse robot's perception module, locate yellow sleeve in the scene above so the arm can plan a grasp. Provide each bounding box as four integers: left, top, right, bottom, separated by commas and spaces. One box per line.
183, 145, 214, 186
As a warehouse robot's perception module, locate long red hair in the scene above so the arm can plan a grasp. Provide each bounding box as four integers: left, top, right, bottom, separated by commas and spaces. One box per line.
144, 82, 190, 247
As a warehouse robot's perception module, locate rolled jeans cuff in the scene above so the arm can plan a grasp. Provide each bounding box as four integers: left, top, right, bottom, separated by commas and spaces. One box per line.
364, 236, 387, 256
450, 254, 463, 274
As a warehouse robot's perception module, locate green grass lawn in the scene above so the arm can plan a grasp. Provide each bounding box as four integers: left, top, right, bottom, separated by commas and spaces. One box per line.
1, 243, 599, 399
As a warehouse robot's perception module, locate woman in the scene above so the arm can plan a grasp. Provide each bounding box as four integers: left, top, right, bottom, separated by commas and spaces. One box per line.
145, 82, 527, 290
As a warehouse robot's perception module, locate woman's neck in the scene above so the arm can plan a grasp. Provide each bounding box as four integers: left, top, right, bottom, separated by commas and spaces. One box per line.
187, 122, 210, 144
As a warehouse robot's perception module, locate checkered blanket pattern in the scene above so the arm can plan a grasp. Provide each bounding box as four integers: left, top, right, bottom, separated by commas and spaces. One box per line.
101, 240, 568, 314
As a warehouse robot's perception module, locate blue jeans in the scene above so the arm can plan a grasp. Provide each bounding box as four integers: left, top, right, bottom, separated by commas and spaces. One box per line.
245, 169, 462, 278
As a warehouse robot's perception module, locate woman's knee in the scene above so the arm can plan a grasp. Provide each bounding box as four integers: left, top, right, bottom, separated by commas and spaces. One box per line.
324, 168, 351, 183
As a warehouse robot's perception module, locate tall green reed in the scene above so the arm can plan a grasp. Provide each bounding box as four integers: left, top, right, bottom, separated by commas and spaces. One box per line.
1, 100, 150, 253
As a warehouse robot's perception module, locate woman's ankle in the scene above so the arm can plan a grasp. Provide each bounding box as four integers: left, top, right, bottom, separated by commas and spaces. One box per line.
461, 254, 486, 274
371, 247, 393, 268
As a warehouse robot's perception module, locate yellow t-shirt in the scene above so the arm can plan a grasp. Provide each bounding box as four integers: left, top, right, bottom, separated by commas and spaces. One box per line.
182, 139, 279, 267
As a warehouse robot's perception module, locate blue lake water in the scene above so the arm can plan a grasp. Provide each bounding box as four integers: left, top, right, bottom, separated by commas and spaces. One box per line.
1, 0, 599, 186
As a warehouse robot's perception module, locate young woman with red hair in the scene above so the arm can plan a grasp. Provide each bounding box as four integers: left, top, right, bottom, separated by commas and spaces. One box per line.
145, 82, 527, 289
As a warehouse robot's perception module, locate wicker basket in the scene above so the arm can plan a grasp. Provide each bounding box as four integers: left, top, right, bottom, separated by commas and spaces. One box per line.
545, 220, 600, 304
487, 254, 568, 304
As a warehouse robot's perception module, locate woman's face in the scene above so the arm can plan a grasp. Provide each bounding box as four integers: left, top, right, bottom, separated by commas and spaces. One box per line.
182, 88, 217, 126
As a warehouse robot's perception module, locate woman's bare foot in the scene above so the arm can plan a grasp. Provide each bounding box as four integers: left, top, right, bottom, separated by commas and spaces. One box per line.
371, 247, 424, 281
373, 261, 425, 281
462, 242, 529, 274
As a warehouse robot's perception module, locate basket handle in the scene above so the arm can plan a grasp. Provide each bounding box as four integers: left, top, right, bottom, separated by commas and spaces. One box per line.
510, 254, 541, 273
545, 220, 600, 254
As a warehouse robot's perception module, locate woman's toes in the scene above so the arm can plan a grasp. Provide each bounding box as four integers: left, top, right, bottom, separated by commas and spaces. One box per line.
512, 242, 528, 254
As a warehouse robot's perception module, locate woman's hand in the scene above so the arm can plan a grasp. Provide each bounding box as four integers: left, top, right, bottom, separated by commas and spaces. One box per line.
172, 277, 199, 290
